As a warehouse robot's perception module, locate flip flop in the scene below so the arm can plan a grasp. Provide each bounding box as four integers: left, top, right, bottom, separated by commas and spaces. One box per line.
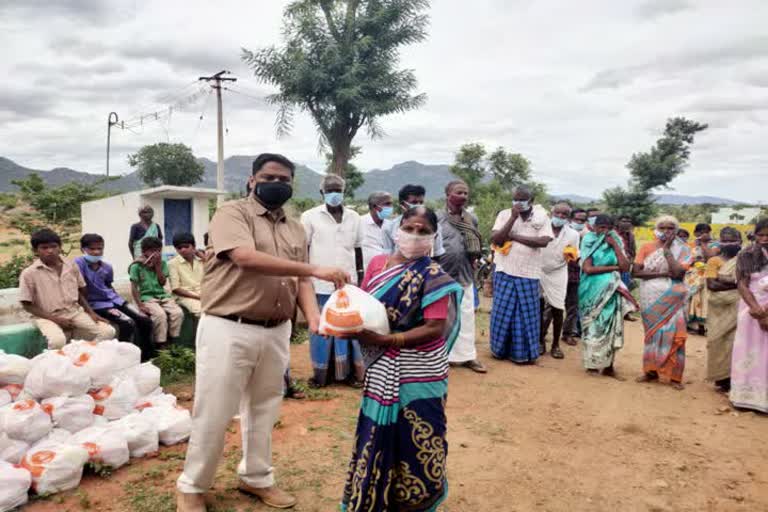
550, 346, 564, 359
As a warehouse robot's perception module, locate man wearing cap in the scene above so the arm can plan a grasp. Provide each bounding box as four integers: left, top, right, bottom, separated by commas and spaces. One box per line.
176, 153, 349, 512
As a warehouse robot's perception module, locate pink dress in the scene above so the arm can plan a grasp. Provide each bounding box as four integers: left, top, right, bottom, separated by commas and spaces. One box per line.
730, 268, 768, 413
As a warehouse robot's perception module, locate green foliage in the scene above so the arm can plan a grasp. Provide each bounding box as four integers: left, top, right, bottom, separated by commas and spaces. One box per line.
85, 461, 114, 478
0, 192, 17, 210
0, 253, 35, 288
325, 145, 365, 199
153, 345, 196, 386
449, 143, 486, 191
603, 117, 708, 224
289, 197, 320, 213
11, 173, 109, 225
488, 147, 532, 191
243, 0, 430, 176
128, 143, 205, 187
290, 325, 309, 345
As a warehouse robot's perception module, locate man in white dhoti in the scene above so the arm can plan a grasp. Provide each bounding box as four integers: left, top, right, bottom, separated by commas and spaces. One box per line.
539, 202, 581, 359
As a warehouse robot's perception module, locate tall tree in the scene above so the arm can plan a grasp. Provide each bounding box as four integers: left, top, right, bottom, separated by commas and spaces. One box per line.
603, 117, 708, 224
243, 0, 429, 176
128, 143, 205, 187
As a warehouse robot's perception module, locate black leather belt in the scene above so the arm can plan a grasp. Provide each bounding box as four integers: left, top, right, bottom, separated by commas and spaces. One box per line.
220, 315, 288, 328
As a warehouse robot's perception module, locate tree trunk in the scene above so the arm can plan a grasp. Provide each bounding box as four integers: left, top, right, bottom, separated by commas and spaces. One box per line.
330, 135, 352, 177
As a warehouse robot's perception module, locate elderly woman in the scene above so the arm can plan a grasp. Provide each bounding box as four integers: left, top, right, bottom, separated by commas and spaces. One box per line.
730, 219, 768, 412
705, 227, 743, 392
128, 205, 163, 259
340, 206, 462, 512
633, 216, 693, 390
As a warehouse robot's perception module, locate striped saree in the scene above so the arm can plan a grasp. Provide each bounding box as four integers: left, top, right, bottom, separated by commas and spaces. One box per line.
341, 256, 462, 512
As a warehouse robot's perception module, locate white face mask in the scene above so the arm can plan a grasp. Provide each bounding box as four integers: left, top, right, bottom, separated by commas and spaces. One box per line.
395, 229, 434, 259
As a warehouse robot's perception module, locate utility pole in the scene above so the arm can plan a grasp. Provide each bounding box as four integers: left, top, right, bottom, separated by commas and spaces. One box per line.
199, 71, 236, 204
106, 112, 119, 177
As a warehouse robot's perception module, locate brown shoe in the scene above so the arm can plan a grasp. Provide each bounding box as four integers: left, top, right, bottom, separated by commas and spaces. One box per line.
239, 483, 297, 509
176, 491, 207, 512
463, 360, 488, 374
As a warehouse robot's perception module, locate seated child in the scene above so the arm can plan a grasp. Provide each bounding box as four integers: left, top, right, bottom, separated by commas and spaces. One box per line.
129, 236, 183, 347
75, 233, 155, 361
168, 232, 204, 317
19, 228, 115, 349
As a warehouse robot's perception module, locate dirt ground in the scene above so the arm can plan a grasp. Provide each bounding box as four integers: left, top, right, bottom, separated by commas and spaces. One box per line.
23, 305, 768, 512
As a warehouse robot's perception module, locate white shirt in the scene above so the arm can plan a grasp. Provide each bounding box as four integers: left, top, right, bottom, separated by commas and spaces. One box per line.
301, 204, 362, 295
360, 213, 387, 269
492, 205, 553, 279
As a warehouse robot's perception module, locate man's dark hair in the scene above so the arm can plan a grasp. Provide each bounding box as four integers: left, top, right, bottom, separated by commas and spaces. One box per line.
401, 205, 439, 232
755, 218, 768, 234
398, 184, 426, 203
694, 223, 711, 234
172, 232, 196, 248
252, 153, 295, 176
141, 236, 163, 252
594, 214, 614, 227
719, 226, 742, 241
571, 208, 587, 219
587, 207, 601, 215
678, 228, 690, 238
80, 233, 104, 249
618, 215, 633, 222
31, 229, 61, 249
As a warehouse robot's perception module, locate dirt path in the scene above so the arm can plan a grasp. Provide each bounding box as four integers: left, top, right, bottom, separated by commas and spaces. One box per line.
24, 307, 768, 512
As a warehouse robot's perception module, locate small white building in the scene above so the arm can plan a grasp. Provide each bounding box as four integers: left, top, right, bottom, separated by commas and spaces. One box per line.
81, 186, 225, 278
711, 207, 763, 225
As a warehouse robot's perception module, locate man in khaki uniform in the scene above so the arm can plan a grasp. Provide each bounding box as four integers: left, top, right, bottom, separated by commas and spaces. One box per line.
176, 154, 348, 511
19, 229, 115, 348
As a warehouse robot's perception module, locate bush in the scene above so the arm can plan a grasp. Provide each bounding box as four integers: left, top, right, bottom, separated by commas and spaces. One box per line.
152, 346, 196, 386
0, 253, 35, 288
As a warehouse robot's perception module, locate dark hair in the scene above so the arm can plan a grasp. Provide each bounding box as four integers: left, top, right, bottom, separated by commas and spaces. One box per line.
203, 232, 209, 246
678, 229, 690, 238
80, 233, 104, 249
31, 228, 61, 249
172, 232, 196, 248
694, 223, 711, 234
719, 226, 742, 241
398, 184, 426, 203
252, 153, 295, 176
618, 215, 633, 222
755, 218, 768, 234
587, 207, 600, 215
401, 206, 439, 232
140, 236, 163, 252
444, 180, 467, 195
594, 214, 613, 227
571, 208, 587, 219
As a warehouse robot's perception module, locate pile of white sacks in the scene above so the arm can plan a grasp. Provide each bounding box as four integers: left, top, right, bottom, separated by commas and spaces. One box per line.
0, 341, 191, 511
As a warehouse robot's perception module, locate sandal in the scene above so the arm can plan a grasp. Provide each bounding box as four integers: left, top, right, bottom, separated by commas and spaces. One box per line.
550, 346, 564, 359
562, 336, 577, 347
602, 367, 626, 381
463, 360, 488, 374
671, 382, 685, 391
636, 373, 658, 383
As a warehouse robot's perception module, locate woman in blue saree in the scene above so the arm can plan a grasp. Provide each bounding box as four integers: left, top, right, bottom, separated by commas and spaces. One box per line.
340, 206, 463, 512
579, 215, 637, 378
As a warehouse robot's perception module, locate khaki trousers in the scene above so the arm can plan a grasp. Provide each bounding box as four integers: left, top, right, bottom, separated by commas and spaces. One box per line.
144, 298, 183, 343
176, 297, 202, 317
177, 314, 291, 493
35, 308, 116, 349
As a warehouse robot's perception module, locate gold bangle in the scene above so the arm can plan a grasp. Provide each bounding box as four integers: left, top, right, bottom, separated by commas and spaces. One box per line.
391, 334, 405, 347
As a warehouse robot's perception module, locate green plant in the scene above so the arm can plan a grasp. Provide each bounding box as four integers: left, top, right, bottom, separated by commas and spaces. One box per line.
128, 142, 205, 187
12, 173, 111, 225
0, 192, 17, 210
290, 325, 309, 345
76, 489, 92, 510
85, 461, 114, 478
153, 345, 196, 386
0, 253, 35, 288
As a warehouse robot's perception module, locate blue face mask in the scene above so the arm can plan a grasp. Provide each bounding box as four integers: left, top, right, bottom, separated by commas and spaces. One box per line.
513, 200, 531, 211
378, 206, 394, 220
324, 192, 344, 208
83, 253, 102, 264
551, 217, 568, 228
570, 222, 585, 232
655, 229, 667, 241
588, 216, 597, 227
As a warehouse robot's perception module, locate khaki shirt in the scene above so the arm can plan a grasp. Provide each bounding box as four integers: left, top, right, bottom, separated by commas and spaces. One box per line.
18, 258, 85, 315
169, 255, 203, 296
202, 197, 308, 320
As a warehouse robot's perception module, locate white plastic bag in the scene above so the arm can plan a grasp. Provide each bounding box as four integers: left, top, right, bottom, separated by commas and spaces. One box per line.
135, 392, 177, 411
109, 413, 159, 458
23, 351, 91, 400
20, 441, 89, 495
123, 362, 161, 397
0, 352, 31, 385
0, 460, 31, 511
0, 434, 28, 464
41, 395, 96, 434
318, 285, 390, 336
93, 339, 141, 373
71, 426, 129, 470
0, 399, 52, 444
0, 390, 9, 408
89, 377, 139, 420
140, 405, 191, 446
0, 384, 22, 402
63, 342, 119, 389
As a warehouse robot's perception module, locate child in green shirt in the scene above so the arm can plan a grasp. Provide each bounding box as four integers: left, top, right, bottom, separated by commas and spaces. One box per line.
129, 236, 183, 346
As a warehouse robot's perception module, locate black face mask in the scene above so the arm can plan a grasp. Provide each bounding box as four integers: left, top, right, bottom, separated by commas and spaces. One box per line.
254, 182, 293, 210
721, 244, 741, 258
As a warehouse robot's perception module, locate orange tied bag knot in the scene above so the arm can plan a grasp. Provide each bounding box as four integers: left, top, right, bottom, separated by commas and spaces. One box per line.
563, 245, 579, 263
318, 285, 390, 337
20, 441, 89, 494
492, 241, 512, 256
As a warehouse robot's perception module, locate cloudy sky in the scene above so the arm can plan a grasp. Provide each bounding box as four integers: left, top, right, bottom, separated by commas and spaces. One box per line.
1, 0, 766, 201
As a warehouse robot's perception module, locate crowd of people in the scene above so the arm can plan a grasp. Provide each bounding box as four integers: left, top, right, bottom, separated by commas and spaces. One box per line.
13, 152, 767, 512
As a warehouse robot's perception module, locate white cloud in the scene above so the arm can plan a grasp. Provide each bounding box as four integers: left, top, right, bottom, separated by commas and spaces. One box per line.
0, 0, 766, 202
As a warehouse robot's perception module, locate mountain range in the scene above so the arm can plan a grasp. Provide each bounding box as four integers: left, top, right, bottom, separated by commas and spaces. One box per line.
0, 156, 740, 205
